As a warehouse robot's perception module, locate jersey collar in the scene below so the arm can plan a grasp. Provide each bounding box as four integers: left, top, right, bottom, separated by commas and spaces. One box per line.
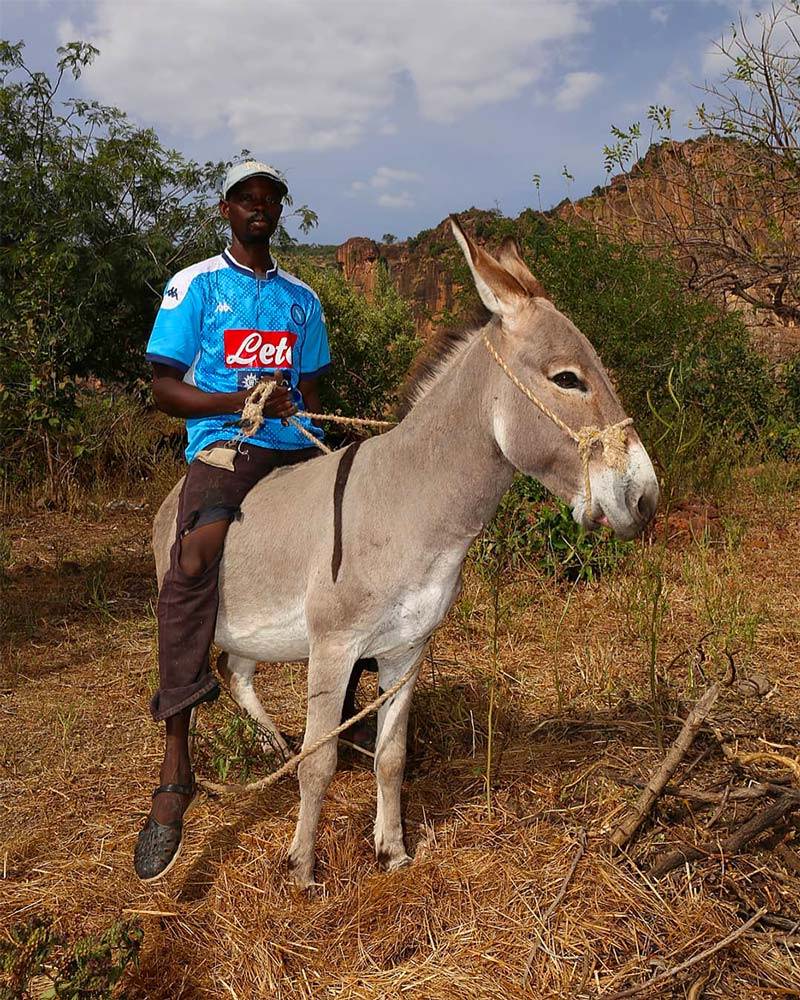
222, 248, 279, 280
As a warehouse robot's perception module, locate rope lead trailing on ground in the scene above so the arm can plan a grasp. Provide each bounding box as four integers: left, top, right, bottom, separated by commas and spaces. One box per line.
198, 662, 419, 797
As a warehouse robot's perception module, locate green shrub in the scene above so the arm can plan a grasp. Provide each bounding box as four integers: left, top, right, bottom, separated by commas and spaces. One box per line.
290, 259, 420, 422
784, 355, 800, 420
532, 501, 633, 582
2, 385, 183, 501
67, 389, 182, 483
472, 476, 548, 575
193, 713, 282, 781
768, 355, 800, 460
765, 419, 800, 461
0, 916, 142, 1000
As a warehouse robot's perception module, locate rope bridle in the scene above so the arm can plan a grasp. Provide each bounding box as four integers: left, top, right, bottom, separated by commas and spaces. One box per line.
241, 340, 633, 513
481, 334, 633, 512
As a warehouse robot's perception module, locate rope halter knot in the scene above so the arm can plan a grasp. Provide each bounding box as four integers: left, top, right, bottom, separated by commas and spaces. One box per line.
575, 418, 633, 511
482, 333, 633, 513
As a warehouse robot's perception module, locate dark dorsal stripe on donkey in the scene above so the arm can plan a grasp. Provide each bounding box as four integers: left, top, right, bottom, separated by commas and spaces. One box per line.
152, 216, 659, 889
331, 440, 362, 583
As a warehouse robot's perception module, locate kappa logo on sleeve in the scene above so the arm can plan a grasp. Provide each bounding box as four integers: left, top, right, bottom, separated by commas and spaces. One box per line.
224, 329, 298, 368
165, 287, 179, 300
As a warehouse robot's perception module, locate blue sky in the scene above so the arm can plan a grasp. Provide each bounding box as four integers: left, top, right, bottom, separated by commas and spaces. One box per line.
2, 0, 758, 244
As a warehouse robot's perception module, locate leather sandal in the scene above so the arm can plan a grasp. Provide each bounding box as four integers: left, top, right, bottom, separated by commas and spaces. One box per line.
133, 781, 198, 883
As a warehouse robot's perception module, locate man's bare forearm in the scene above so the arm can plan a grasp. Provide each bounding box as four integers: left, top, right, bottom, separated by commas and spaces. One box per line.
151, 363, 295, 420
152, 375, 248, 419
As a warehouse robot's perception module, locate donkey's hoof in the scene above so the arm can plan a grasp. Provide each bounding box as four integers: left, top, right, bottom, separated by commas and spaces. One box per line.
377, 849, 412, 872
256, 731, 292, 761
290, 872, 324, 897
287, 854, 317, 893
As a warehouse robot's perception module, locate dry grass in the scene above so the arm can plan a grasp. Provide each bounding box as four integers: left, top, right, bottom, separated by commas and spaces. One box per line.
2, 468, 800, 998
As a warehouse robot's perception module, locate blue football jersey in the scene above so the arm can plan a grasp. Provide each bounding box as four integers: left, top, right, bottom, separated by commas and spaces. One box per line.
146, 250, 331, 462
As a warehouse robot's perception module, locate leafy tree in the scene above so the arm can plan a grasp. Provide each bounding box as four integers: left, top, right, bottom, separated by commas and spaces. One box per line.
0, 40, 317, 498
382, 233, 397, 245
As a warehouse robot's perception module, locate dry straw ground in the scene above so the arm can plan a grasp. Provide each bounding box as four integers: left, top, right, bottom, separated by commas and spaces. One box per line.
2, 464, 800, 999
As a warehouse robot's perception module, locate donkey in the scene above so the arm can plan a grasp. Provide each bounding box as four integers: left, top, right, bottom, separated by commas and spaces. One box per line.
153, 219, 659, 889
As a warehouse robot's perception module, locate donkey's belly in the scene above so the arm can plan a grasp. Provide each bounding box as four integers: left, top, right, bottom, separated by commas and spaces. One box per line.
214, 601, 310, 663
214, 625, 310, 663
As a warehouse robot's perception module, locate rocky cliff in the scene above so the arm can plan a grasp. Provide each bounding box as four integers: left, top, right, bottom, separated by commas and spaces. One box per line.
336, 142, 800, 359
557, 138, 800, 360
336, 212, 499, 339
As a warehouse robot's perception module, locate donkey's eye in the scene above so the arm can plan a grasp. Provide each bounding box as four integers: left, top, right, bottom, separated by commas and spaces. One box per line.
551, 371, 586, 392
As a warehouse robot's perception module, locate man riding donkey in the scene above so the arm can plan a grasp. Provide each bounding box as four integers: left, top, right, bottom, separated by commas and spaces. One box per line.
135, 160, 375, 882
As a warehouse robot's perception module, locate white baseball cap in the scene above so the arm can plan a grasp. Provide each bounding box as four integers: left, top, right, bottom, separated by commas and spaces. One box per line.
222, 160, 289, 199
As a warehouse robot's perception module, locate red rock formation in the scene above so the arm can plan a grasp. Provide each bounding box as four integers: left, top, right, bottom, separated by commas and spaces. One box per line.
336, 212, 498, 339
336, 237, 381, 299
336, 143, 800, 358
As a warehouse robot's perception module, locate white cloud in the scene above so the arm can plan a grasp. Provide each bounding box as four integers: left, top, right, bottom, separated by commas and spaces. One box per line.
650, 6, 669, 25
650, 55, 694, 110
369, 166, 422, 189
702, 36, 731, 78
351, 166, 421, 208
58, 0, 598, 153
553, 71, 604, 112
377, 191, 415, 209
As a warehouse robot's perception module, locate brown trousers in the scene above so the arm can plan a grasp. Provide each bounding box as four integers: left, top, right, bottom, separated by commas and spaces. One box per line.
150, 441, 319, 721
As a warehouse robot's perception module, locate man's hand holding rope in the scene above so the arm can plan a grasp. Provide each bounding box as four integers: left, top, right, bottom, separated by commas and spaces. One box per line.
240, 373, 296, 425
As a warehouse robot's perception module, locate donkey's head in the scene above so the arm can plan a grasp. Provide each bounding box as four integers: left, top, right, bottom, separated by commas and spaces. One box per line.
452, 217, 658, 540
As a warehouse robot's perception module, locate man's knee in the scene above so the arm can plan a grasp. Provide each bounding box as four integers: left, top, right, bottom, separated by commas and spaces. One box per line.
178, 519, 230, 577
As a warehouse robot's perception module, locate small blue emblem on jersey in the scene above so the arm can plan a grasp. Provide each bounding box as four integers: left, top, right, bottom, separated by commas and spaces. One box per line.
291, 303, 306, 326
165, 287, 179, 299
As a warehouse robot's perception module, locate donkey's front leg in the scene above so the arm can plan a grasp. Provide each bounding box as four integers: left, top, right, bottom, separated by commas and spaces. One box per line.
287, 644, 351, 891
374, 646, 424, 871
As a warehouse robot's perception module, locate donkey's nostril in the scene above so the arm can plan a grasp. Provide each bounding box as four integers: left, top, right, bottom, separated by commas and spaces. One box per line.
635, 485, 658, 524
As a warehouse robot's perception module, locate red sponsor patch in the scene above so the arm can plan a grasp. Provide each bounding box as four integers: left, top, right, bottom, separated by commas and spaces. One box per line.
224, 329, 297, 368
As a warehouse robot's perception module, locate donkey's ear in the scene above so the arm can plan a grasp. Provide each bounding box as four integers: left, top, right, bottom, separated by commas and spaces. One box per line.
497, 238, 550, 300
450, 216, 527, 316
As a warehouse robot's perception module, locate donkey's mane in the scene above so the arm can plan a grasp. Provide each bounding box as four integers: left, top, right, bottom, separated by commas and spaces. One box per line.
395, 305, 492, 419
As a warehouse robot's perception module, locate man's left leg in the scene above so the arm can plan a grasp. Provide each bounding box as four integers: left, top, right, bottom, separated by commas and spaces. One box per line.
135, 443, 319, 881
148, 516, 233, 829
340, 657, 380, 756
